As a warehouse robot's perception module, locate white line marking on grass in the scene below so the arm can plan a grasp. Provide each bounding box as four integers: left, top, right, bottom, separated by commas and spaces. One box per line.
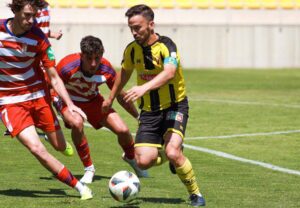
58, 117, 300, 176
185, 129, 300, 140
189, 98, 300, 109
184, 144, 300, 176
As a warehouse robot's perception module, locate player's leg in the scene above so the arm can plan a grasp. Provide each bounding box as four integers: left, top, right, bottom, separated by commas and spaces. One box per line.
45, 129, 74, 156
61, 106, 95, 184
102, 111, 149, 177
134, 146, 159, 169
163, 97, 205, 206
41, 98, 74, 156
164, 133, 205, 206
17, 125, 92, 200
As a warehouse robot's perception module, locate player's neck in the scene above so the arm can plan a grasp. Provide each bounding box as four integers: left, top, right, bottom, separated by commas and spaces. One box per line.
144, 33, 158, 47
7, 19, 26, 36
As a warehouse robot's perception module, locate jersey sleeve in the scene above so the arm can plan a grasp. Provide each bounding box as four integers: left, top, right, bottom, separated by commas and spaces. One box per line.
35, 28, 55, 68
101, 58, 116, 90
56, 56, 73, 82
160, 36, 179, 68
121, 44, 134, 72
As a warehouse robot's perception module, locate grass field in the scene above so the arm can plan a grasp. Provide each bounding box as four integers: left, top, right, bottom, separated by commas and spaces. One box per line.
0, 69, 300, 208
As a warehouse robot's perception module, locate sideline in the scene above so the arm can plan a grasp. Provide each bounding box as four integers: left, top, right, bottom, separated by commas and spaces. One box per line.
184, 144, 300, 176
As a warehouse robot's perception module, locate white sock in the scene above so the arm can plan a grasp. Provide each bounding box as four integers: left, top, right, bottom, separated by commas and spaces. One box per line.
75, 181, 84, 193
84, 164, 95, 172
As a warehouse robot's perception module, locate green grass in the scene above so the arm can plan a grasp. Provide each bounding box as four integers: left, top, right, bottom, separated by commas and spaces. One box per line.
1, 69, 300, 208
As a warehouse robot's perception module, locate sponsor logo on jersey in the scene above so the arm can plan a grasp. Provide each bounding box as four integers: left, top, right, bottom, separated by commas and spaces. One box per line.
139, 74, 157, 81
47, 46, 55, 60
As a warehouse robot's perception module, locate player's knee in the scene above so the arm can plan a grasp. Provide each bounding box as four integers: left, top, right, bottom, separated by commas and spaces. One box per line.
116, 125, 130, 136
165, 149, 180, 163
69, 117, 84, 131
28, 143, 48, 157
136, 157, 154, 170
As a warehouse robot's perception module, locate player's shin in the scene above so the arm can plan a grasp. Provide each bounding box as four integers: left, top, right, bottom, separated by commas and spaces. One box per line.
175, 158, 201, 195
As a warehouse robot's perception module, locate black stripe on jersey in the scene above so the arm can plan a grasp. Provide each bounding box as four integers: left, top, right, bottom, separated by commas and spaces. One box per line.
139, 96, 144, 109
142, 46, 155, 70
150, 89, 160, 111
169, 84, 176, 105
130, 47, 135, 64
159, 36, 177, 54
160, 52, 165, 63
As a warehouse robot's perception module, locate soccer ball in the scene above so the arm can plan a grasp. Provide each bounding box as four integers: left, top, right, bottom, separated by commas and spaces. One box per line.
108, 170, 140, 203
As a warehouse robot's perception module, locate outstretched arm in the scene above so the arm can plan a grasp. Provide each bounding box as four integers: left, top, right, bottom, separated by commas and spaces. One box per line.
117, 91, 139, 120
46, 66, 87, 120
102, 68, 133, 113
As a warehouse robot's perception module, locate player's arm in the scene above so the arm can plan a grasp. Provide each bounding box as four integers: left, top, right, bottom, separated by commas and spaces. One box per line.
102, 68, 133, 113
49, 30, 63, 40
116, 90, 139, 119
46, 66, 87, 120
124, 63, 176, 103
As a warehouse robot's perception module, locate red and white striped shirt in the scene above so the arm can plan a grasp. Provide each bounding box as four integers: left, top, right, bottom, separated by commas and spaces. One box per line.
35, 5, 50, 37
56, 53, 116, 102
0, 18, 55, 105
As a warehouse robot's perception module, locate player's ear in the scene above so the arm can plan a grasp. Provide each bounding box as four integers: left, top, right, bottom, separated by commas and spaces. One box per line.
149, 20, 155, 30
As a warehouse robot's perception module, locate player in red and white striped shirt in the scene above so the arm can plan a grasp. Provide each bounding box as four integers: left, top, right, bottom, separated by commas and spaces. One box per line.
55, 36, 149, 183
3, 0, 62, 136
35, 0, 62, 40
0, 0, 92, 200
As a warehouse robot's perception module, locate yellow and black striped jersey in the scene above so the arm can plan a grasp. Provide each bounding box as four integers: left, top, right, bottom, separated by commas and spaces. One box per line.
121, 34, 186, 112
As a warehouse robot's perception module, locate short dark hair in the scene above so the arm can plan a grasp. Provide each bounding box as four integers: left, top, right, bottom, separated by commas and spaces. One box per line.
80, 35, 104, 56
125, 4, 154, 21
8, 0, 47, 13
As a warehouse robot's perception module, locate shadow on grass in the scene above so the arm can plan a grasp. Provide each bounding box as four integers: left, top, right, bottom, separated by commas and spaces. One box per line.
0, 188, 77, 198
109, 197, 185, 208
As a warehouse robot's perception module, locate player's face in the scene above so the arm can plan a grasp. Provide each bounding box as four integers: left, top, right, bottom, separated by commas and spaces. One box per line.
81, 53, 102, 77
128, 15, 154, 46
14, 4, 37, 33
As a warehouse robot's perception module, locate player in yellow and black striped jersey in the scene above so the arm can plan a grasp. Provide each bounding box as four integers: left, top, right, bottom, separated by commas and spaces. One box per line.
103, 4, 205, 206
122, 35, 186, 112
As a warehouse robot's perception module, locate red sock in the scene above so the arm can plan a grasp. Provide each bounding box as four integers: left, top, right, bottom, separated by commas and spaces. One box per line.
56, 166, 78, 188
75, 137, 92, 167
121, 140, 135, 160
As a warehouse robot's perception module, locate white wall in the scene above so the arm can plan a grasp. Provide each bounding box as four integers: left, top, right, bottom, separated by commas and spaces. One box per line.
1, 5, 300, 69
50, 23, 300, 69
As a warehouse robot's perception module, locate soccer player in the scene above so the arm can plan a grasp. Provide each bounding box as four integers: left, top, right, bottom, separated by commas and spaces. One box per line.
55, 35, 149, 184
103, 4, 206, 206
35, 0, 62, 40
0, 0, 92, 200
2, 0, 65, 138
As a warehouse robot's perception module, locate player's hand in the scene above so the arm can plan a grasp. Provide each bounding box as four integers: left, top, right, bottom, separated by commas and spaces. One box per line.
124, 86, 146, 102
102, 99, 112, 113
68, 104, 87, 120
52, 30, 63, 40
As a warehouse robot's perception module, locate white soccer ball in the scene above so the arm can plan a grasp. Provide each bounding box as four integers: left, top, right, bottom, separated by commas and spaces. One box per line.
108, 170, 140, 203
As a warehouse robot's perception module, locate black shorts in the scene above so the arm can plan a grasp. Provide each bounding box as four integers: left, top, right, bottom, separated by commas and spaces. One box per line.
135, 97, 189, 148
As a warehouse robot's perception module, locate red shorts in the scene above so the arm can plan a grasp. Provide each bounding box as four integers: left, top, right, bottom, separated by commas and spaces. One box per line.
0, 97, 61, 137
59, 95, 114, 129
